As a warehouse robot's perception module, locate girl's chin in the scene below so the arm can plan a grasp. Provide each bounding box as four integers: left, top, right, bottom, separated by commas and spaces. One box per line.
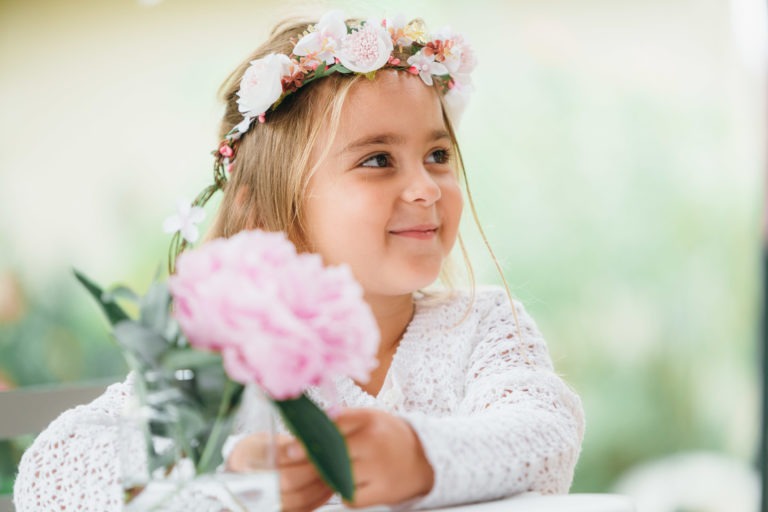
368, 270, 443, 297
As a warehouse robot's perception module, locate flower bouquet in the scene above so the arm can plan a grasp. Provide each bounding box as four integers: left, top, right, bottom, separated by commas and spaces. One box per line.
76, 229, 379, 510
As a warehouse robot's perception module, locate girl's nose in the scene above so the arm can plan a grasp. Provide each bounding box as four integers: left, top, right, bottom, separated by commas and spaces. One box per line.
401, 166, 442, 206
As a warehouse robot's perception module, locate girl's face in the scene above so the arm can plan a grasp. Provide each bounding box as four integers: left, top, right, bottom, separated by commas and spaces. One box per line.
303, 71, 463, 298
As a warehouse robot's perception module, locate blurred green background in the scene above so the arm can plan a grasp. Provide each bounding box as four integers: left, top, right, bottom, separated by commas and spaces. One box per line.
0, 0, 764, 509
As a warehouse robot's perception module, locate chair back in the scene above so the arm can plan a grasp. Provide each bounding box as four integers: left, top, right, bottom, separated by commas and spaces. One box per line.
0, 380, 113, 512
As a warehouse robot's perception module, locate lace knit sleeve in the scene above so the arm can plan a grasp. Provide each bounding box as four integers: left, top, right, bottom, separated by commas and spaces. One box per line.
13, 376, 134, 512
402, 290, 585, 509
13, 375, 235, 512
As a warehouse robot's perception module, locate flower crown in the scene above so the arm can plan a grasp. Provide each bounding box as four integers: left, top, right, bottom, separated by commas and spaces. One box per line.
165, 11, 476, 269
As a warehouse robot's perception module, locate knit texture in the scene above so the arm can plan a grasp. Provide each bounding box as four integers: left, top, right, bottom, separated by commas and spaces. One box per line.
14, 286, 584, 511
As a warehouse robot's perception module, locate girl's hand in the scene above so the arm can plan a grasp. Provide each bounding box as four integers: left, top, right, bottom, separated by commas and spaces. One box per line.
335, 408, 435, 508
227, 433, 333, 512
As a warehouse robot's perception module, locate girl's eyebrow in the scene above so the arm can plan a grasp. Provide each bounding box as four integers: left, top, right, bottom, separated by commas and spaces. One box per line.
339, 129, 451, 155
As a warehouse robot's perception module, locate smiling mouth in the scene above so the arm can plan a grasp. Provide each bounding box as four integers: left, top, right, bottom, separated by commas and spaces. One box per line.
389, 226, 439, 240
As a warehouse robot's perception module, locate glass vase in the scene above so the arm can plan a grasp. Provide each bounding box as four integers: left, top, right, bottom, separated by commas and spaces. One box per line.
119, 370, 280, 511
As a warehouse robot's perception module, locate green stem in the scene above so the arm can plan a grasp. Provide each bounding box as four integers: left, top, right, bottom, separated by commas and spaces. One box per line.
196, 379, 238, 474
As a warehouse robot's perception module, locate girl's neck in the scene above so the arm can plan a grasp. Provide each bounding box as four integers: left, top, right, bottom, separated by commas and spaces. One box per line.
364, 293, 415, 355
356, 292, 414, 396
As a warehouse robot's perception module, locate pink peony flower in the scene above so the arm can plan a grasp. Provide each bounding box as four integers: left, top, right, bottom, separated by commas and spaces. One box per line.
168, 230, 380, 400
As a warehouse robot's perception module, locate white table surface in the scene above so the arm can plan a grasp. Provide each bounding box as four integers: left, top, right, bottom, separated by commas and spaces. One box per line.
318, 493, 634, 512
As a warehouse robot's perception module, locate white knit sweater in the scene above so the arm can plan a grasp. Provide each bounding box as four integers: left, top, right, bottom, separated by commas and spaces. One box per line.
14, 286, 584, 511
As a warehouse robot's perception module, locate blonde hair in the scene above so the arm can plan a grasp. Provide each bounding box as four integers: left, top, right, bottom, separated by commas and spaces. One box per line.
208, 19, 359, 250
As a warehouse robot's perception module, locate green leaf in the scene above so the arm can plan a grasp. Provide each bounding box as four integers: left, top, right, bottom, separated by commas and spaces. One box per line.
175, 404, 209, 446
73, 269, 130, 325
113, 320, 169, 368
144, 387, 188, 409
192, 366, 229, 412
101, 285, 140, 304
275, 395, 355, 501
139, 282, 171, 333
161, 348, 221, 372
147, 440, 180, 475
326, 63, 352, 74
313, 66, 327, 78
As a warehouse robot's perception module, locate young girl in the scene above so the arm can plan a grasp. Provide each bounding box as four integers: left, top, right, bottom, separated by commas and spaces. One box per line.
14, 11, 584, 512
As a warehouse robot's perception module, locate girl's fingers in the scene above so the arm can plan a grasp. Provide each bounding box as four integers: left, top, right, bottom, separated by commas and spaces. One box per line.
343, 480, 380, 509
281, 478, 334, 512
227, 433, 274, 471
344, 428, 376, 464
333, 408, 373, 436
277, 439, 307, 467
280, 461, 325, 492
349, 457, 376, 488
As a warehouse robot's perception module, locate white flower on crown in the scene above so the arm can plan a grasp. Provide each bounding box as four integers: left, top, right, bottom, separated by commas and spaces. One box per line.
386, 14, 414, 47
431, 27, 477, 75
163, 199, 205, 244
236, 53, 293, 121
456, 37, 477, 74
443, 73, 474, 127
293, 10, 347, 66
406, 50, 448, 87
431, 27, 459, 73
338, 20, 393, 73
224, 10, 478, 142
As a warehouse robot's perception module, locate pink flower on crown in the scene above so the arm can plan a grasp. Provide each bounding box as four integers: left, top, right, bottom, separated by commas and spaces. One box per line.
338, 20, 393, 73
293, 10, 347, 66
406, 50, 448, 87
168, 230, 380, 400
237, 53, 293, 120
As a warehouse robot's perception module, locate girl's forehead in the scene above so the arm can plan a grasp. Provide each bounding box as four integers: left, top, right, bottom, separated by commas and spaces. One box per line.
339, 72, 445, 135
347, 70, 440, 105
307, 71, 449, 164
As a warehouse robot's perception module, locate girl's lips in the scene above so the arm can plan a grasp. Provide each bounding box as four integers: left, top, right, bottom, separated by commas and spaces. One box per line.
389, 226, 439, 240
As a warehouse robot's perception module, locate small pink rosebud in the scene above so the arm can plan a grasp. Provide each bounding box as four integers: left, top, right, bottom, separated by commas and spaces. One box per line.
219, 145, 233, 158
388, 57, 401, 66
407, 66, 419, 75
258, 113, 266, 123
447, 79, 456, 90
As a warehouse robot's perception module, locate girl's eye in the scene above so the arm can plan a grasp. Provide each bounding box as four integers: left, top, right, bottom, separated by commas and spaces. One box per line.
426, 148, 450, 164
360, 153, 391, 168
